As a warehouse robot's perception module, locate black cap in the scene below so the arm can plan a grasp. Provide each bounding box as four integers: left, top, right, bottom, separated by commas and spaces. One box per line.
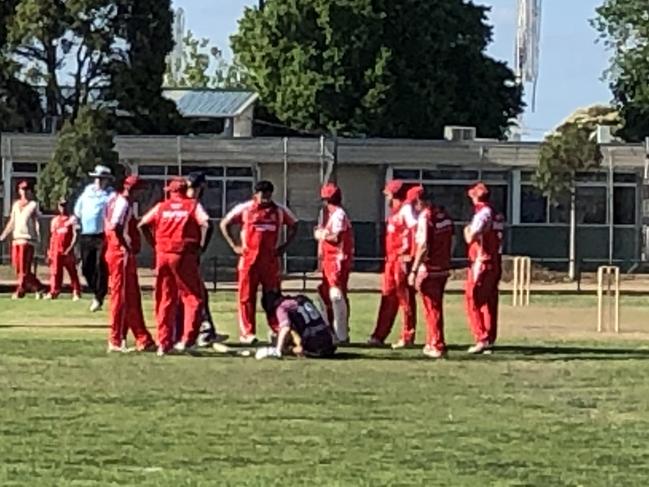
255, 180, 274, 194
187, 171, 207, 188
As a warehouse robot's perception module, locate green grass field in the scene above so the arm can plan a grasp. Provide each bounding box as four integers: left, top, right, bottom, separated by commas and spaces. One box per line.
1, 292, 649, 486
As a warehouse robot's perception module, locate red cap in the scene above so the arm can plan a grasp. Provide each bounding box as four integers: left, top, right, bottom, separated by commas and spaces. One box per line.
17, 180, 31, 190
406, 185, 425, 203
123, 176, 144, 190
165, 177, 188, 194
320, 183, 342, 204
384, 180, 405, 197
468, 182, 490, 201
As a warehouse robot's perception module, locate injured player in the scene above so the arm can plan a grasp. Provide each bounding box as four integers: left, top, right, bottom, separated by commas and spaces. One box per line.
255, 291, 337, 359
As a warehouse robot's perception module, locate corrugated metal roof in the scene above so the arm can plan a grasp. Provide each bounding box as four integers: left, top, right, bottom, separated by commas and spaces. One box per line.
32, 87, 258, 119
162, 89, 258, 118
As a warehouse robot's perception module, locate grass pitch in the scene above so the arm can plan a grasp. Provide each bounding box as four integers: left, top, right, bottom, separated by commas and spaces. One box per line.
1, 292, 649, 486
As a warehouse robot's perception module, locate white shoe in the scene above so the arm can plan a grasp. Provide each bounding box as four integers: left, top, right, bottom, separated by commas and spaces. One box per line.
423, 346, 446, 359
391, 339, 413, 350
72, 293, 81, 302
467, 341, 489, 355
173, 341, 188, 353
107, 342, 126, 353
11, 293, 20, 300
255, 346, 281, 360
43, 293, 53, 300
156, 346, 166, 357
34, 291, 43, 300
367, 337, 384, 346
90, 299, 102, 313
240, 335, 259, 345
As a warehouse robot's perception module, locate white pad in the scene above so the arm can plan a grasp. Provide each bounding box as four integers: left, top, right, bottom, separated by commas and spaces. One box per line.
329, 287, 349, 342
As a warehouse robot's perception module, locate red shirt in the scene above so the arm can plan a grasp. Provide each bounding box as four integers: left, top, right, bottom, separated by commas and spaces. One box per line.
385, 202, 417, 261
49, 215, 74, 256
104, 193, 141, 254
415, 205, 454, 272
141, 195, 209, 255
223, 200, 297, 262
321, 205, 354, 262
467, 203, 499, 264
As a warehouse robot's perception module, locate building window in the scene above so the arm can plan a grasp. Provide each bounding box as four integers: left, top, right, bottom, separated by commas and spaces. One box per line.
136, 164, 254, 218
519, 171, 636, 226
614, 186, 636, 225
393, 167, 508, 221
520, 186, 547, 223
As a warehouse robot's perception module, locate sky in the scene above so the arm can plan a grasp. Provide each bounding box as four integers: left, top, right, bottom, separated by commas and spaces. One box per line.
172, 0, 612, 140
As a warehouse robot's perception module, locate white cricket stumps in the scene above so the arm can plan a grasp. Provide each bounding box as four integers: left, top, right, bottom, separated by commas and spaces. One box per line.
597, 265, 620, 333
512, 256, 532, 307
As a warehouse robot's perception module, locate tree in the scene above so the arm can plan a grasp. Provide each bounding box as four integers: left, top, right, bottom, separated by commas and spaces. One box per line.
534, 105, 620, 278
108, 0, 184, 134
5, 0, 123, 128
594, 0, 649, 142
231, 0, 523, 138
37, 106, 120, 209
164, 30, 247, 89
0, 0, 43, 131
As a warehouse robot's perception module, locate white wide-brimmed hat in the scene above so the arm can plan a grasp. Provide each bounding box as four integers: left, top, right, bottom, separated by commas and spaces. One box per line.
89, 165, 114, 179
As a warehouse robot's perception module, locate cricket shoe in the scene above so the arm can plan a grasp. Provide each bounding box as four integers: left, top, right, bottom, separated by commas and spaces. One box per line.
43, 293, 54, 300
11, 293, 22, 300
467, 341, 490, 355
136, 342, 157, 353
34, 291, 44, 300
366, 337, 384, 347
156, 346, 168, 357
423, 345, 446, 359
391, 339, 414, 350
90, 299, 102, 313
173, 341, 195, 354
240, 335, 259, 345
72, 293, 81, 302
107, 342, 127, 354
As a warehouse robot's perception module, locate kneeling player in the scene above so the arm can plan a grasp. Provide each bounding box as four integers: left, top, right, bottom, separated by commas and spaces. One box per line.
256, 292, 336, 359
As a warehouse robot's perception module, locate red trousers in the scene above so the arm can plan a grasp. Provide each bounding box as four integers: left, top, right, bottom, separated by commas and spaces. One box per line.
465, 263, 500, 344
317, 257, 351, 326
418, 273, 448, 351
237, 258, 281, 337
372, 259, 416, 343
49, 253, 81, 297
155, 252, 204, 351
11, 243, 44, 296
106, 250, 153, 349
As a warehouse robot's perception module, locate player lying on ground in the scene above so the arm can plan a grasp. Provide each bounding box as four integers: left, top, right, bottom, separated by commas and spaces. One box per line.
255, 291, 337, 359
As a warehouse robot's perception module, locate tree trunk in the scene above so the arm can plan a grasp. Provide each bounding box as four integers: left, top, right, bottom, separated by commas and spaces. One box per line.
568, 189, 577, 280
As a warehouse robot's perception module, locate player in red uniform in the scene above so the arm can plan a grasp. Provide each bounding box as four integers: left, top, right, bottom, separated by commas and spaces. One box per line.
46, 198, 81, 300
314, 183, 354, 343
220, 180, 298, 344
369, 180, 418, 348
139, 178, 210, 355
104, 176, 155, 353
407, 186, 454, 359
463, 182, 500, 354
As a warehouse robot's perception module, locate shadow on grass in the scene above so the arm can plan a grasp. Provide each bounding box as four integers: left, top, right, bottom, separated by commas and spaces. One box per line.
0, 324, 106, 329
341, 343, 649, 362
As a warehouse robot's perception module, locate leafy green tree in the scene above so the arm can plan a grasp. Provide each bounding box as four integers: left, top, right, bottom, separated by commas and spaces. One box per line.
0, 0, 43, 131
231, 0, 522, 138
164, 30, 247, 89
109, 0, 184, 134
535, 105, 620, 278
37, 106, 119, 209
594, 0, 649, 141
6, 0, 122, 126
